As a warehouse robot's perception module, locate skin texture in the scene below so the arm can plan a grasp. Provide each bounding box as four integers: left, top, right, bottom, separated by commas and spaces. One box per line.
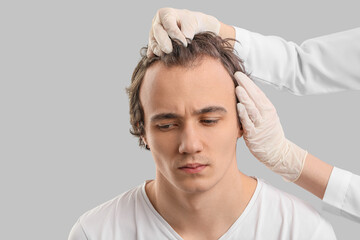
139, 56, 257, 240
219, 22, 236, 47
295, 153, 333, 199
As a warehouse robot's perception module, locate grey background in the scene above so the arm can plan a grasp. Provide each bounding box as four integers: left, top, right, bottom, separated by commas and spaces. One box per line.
1, 0, 359, 239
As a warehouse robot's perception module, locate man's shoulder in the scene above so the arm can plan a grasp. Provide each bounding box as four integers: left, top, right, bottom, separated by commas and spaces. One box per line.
247, 179, 336, 239
256, 179, 320, 217
76, 183, 144, 234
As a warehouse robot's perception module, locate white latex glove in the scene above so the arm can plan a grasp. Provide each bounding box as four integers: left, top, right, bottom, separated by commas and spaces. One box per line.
234, 72, 308, 182
147, 8, 221, 57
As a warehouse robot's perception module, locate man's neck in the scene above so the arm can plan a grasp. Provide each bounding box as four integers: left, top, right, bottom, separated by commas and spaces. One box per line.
145, 160, 257, 240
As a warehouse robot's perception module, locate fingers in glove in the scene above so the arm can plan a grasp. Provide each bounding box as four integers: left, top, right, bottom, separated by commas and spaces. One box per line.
236, 86, 262, 127
152, 44, 164, 57
147, 29, 157, 57
161, 15, 188, 47
234, 71, 274, 114
154, 8, 187, 49
147, 38, 164, 57
179, 16, 196, 40
153, 23, 173, 54
237, 102, 255, 135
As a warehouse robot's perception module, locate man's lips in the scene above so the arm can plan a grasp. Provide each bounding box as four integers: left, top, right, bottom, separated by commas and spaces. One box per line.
178, 163, 208, 173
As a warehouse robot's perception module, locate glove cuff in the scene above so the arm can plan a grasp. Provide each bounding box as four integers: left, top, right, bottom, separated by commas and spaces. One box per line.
269, 139, 307, 182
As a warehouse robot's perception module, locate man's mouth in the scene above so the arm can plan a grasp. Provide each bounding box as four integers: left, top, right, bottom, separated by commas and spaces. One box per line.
179, 163, 208, 174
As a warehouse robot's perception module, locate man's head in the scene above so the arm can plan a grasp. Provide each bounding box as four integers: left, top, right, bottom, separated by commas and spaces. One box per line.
128, 33, 247, 148
127, 32, 247, 193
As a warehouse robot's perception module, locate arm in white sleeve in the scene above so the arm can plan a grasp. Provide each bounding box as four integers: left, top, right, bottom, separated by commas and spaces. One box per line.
323, 167, 360, 222
234, 27, 360, 95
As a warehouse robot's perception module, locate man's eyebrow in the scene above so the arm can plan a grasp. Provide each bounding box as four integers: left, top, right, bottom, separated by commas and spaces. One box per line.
194, 106, 227, 115
150, 106, 227, 122
150, 113, 181, 122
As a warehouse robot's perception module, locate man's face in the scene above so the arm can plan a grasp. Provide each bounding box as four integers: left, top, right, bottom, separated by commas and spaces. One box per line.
140, 56, 243, 193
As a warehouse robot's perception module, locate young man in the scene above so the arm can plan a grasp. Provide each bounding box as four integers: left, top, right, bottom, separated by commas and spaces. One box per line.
148, 8, 360, 223
68, 33, 336, 239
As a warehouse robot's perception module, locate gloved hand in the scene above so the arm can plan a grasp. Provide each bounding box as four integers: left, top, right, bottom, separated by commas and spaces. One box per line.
234, 72, 308, 182
147, 8, 221, 57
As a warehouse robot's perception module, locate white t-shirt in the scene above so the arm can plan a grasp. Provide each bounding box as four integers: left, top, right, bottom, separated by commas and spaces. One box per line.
68, 178, 336, 240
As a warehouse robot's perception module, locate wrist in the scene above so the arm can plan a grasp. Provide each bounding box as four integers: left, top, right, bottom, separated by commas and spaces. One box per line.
219, 22, 236, 47
267, 139, 307, 182
295, 153, 334, 199
282, 140, 307, 182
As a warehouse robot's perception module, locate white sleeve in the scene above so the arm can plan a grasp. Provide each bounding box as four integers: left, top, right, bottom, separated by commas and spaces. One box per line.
68, 219, 88, 240
233, 27, 360, 95
322, 167, 360, 222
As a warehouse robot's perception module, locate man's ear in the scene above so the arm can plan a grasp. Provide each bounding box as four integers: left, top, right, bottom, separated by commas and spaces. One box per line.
237, 122, 244, 139
141, 136, 148, 146
141, 135, 151, 150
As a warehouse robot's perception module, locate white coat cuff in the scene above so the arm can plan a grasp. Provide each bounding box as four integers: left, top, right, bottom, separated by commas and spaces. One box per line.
323, 166, 352, 213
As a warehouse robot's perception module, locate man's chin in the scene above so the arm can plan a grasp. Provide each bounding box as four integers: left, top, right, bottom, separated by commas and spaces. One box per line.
174, 177, 216, 195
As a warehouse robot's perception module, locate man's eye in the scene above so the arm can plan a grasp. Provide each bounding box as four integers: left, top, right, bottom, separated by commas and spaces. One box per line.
201, 119, 219, 125
157, 124, 176, 131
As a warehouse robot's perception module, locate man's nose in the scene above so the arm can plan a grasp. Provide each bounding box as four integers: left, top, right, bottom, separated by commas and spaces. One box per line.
178, 123, 204, 154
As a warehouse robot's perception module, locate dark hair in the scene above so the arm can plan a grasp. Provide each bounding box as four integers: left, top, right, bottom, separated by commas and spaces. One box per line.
126, 32, 247, 149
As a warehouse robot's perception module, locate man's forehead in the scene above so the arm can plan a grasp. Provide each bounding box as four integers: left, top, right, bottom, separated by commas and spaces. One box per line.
140, 56, 237, 116
143, 56, 234, 87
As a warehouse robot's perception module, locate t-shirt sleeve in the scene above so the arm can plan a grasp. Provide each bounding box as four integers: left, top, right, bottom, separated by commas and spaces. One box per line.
323, 167, 360, 222
68, 219, 88, 240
